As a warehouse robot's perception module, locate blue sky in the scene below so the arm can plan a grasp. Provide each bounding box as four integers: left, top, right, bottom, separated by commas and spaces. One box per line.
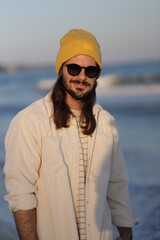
0, 0, 160, 66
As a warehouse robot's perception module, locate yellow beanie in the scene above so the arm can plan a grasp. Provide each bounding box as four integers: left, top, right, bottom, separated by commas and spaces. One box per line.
56, 29, 102, 75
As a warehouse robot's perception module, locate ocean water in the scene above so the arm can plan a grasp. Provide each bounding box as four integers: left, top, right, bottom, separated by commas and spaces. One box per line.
0, 61, 160, 239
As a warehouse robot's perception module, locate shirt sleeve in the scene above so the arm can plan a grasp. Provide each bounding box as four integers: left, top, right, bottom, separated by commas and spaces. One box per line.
107, 116, 134, 227
4, 111, 41, 212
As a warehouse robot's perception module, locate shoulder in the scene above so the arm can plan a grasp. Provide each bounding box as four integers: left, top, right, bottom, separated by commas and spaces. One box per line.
94, 104, 116, 125
11, 98, 43, 126
94, 104, 118, 136
8, 93, 52, 131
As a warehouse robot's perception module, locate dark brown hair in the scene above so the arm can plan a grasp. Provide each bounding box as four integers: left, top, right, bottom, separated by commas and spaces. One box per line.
51, 74, 97, 135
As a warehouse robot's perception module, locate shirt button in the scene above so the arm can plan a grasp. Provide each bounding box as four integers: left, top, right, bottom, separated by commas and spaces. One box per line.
88, 223, 91, 227
86, 201, 89, 204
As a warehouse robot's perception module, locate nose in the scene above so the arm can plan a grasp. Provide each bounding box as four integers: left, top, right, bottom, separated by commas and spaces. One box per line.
78, 68, 87, 80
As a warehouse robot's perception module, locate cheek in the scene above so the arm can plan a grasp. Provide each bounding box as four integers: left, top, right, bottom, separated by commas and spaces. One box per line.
62, 73, 71, 85
62, 67, 71, 81
90, 79, 97, 88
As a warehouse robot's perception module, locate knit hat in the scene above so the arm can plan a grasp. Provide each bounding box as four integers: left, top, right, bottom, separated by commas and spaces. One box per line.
56, 29, 102, 75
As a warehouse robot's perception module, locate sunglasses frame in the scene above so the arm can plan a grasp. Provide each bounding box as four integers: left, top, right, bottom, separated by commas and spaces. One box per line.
64, 63, 100, 78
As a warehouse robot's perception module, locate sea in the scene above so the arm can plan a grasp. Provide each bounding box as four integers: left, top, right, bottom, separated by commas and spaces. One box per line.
0, 60, 160, 240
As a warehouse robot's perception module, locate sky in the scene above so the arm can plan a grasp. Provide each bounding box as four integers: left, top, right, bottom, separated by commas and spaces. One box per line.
0, 0, 160, 66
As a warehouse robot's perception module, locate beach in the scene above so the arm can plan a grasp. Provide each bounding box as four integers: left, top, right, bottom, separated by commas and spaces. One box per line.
0, 61, 160, 239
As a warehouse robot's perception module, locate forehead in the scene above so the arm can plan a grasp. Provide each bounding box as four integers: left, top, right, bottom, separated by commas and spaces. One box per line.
66, 55, 96, 66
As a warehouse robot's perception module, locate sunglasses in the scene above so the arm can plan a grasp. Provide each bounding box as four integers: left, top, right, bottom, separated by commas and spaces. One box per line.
64, 63, 100, 78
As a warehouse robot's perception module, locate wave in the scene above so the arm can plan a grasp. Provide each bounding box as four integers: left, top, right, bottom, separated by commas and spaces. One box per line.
37, 73, 160, 94
1, 73, 160, 114
38, 78, 56, 91
99, 73, 160, 86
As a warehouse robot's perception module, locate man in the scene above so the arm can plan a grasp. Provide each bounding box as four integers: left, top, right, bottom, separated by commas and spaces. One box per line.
4, 29, 134, 240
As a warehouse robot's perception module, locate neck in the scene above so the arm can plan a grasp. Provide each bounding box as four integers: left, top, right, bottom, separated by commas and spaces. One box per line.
65, 92, 84, 110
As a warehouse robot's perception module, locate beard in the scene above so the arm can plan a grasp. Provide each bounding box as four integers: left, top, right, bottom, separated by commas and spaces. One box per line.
62, 76, 97, 101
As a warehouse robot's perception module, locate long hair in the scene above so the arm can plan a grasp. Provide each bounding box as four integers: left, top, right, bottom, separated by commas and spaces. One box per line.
51, 74, 97, 135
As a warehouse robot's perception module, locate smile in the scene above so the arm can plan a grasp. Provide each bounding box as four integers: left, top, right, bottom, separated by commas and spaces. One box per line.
70, 79, 90, 87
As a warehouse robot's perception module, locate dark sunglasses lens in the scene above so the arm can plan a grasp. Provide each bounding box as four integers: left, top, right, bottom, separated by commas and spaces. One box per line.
86, 66, 100, 78
67, 64, 81, 76
66, 64, 100, 78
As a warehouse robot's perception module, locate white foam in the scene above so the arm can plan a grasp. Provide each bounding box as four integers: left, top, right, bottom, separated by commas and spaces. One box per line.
97, 83, 160, 96
38, 79, 55, 91
37, 75, 160, 97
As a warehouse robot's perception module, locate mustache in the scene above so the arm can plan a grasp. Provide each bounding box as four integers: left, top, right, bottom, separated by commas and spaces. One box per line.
70, 79, 91, 87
